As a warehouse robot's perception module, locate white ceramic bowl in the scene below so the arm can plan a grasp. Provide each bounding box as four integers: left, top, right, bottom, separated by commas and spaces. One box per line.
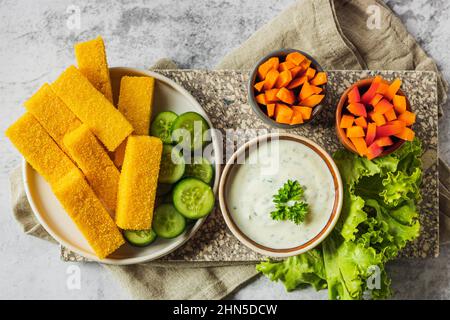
219, 133, 343, 258
23, 67, 221, 265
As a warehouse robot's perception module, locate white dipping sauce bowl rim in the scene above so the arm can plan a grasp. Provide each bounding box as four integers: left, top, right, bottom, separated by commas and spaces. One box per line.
219, 132, 343, 258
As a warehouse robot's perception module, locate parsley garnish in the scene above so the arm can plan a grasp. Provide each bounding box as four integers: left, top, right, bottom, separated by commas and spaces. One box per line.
270, 180, 309, 225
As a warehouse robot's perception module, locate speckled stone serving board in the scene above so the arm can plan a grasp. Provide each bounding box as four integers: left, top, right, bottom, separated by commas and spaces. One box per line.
61, 69, 439, 262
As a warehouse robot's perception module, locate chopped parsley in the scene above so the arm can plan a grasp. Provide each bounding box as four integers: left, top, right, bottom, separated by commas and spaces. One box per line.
270, 180, 309, 225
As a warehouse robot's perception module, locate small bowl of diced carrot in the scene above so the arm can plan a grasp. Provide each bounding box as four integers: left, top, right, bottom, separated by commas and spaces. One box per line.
336, 76, 416, 160
248, 49, 328, 128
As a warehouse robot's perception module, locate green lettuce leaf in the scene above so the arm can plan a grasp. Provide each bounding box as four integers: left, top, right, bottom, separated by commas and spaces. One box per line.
256, 249, 327, 291
380, 168, 422, 207
322, 232, 391, 300
339, 193, 367, 242
365, 199, 420, 250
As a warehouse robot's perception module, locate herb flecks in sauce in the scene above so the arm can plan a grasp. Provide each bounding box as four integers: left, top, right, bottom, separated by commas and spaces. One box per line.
229, 139, 335, 249
271, 180, 309, 225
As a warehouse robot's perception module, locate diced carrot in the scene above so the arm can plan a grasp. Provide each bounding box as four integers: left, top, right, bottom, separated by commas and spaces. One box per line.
293, 106, 312, 121
276, 87, 296, 105
267, 103, 276, 118
275, 70, 292, 88
370, 93, 383, 106
361, 76, 382, 104
299, 94, 324, 107
290, 108, 304, 125
305, 67, 316, 80
265, 88, 280, 102
376, 122, 404, 137
339, 114, 354, 129
287, 75, 307, 89
365, 122, 377, 146
393, 95, 407, 114
370, 112, 386, 126
275, 104, 293, 124
398, 110, 416, 126
311, 85, 322, 94
257, 57, 279, 80
354, 116, 368, 128
299, 81, 322, 100
310, 72, 327, 86
385, 78, 402, 101
263, 69, 280, 90
278, 61, 296, 72
348, 86, 361, 103
374, 136, 393, 147
387, 120, 407, 127
300, 59, 312, 71
374, 99, 394, 114
347, 126, 365, 138
384, 108, 397, 121
290, 66, 303, 78
376, 82, 389, 95
347, 103, 367, 117
274, 103, 288, 117
350, 137, 368, 156
366, 142, 383, 160
254, 80, 265, 92
286, 52, 306, 66
270, 57, 280, 72
257, 62, 272, 81
256, 93, 267, 105
394, 127, 415, 141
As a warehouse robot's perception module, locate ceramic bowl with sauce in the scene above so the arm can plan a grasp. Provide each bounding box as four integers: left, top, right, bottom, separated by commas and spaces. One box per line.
219, 133, 343, 257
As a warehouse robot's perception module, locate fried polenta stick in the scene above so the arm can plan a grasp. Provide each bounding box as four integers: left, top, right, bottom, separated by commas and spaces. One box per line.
5, 113, 78, 184
53, 170, 124, 259
116, 136, 162, 230
74, 36, 113, 102
23, 83, 81, 155
51, 66, 133, 151
64, 125, 120, 212
114, 76, 155, 166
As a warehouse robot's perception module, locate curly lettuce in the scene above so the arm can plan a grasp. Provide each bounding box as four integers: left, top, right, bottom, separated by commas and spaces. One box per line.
257, 139, 422, 300
256, 249, 327, 291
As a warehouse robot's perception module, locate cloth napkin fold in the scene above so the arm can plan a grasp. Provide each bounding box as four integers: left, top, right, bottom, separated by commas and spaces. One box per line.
9, 0, 450, 300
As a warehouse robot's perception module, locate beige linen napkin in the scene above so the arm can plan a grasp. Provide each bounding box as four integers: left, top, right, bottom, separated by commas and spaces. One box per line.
10, 0, 450, 300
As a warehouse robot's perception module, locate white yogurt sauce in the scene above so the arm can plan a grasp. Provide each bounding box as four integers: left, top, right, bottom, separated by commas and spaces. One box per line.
227, 139, 335, 249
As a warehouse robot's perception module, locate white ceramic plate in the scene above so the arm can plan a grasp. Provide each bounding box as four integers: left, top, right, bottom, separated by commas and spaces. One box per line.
23, 67, 221, 265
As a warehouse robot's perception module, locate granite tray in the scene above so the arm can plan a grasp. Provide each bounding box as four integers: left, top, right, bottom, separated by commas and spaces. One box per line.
61, 69, 439, 262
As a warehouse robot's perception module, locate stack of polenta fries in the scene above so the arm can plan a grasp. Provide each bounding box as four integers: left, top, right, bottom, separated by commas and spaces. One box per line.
6, 37, 161, 259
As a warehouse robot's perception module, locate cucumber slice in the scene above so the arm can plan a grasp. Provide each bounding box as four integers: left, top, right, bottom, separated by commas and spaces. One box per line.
159, 145, 185, 184
152, 204, 186, 239
171, 112, 210, 151
173, 178, 215, 219
123, 229, 157, 247
150, 111, 178, 144
184, 157, 214, 184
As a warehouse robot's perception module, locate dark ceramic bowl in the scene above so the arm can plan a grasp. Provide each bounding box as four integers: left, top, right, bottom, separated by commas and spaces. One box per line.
335, 77, 412, 157
248, 49, 327, 128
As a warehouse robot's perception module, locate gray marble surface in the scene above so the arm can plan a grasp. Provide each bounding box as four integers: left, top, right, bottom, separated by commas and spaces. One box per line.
0, 0, 448, 300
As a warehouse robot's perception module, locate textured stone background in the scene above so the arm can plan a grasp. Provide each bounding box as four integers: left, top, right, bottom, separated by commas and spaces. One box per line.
0, 0, 449, 299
